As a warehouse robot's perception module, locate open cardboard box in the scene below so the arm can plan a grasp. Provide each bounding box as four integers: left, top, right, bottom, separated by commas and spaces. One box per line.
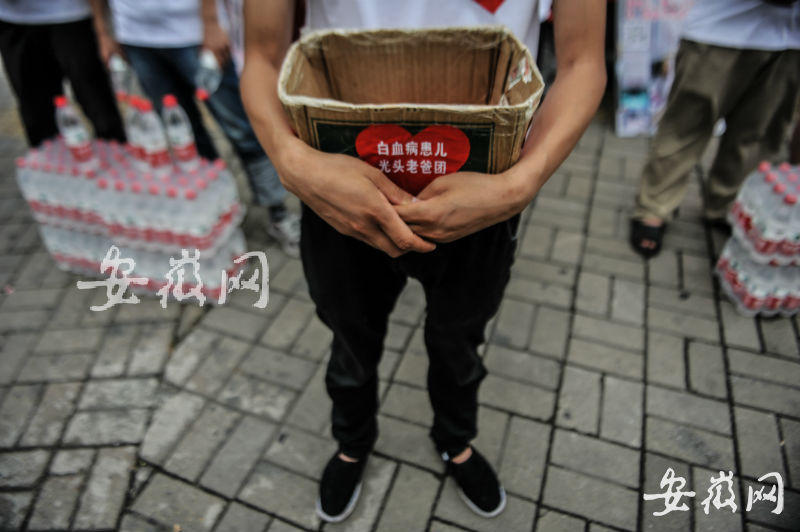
278, 26, 544, 194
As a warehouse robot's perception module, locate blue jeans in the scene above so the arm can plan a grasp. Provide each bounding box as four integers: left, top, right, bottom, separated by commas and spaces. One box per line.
123, 44, 286, 207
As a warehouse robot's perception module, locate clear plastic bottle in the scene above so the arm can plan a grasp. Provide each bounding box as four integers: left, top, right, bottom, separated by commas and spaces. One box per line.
137, 99, 171, 175
108, 53, 133, 96
54, 95, 97, 170
162, 94, 199, 171
195, 49, 222, 95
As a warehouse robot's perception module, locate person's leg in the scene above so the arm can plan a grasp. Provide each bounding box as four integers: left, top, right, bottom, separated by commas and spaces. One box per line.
706, 49, 800, 219
300, 204, 406, 459
124, 45, 218, 160
49, 18, 125, 142
0, 21, 63, 146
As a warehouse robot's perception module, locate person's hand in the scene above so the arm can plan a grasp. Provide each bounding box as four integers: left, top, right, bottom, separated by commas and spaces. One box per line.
97, 32, 123, 66
394, 170, 535, 242
202, 20, 231, 67
275, 141, 437, 257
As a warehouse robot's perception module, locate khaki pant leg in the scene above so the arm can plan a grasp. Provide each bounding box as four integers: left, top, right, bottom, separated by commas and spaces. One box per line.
635, 41, 735, 220
706, 50, 800, 218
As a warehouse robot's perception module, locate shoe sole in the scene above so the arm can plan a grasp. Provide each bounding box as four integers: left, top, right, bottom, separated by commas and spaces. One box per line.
315, 482, 362, 523
455, 484, 507, 518
266, 225, 300, 256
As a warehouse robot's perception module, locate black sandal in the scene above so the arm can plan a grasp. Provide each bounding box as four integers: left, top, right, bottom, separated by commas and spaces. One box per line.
630, 218, 666, 258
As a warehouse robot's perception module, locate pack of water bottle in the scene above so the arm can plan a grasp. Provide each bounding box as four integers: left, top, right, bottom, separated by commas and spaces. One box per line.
728, 161, 800, 266
15, 93, 244, 255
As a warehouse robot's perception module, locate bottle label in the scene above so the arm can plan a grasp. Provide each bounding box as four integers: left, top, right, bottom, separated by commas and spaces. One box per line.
148, 149, 170, 168
173, 143, 197, 162
69, 142, 93, 163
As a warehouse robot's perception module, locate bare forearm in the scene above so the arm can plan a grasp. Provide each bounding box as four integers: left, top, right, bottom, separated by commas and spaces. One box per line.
200, 0, 218, 24
88, 0, 112, 38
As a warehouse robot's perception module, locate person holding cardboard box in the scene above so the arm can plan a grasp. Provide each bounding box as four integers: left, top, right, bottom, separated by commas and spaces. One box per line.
241, 0, 606, 522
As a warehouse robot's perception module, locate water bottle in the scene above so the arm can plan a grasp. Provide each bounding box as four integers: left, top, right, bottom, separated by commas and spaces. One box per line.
54, 95, 97, 170
108, 53, 133, 96
121, 95, 147, 171
162, 95, 200, 171
137, 99, 171, 175
195, 49, 222, 95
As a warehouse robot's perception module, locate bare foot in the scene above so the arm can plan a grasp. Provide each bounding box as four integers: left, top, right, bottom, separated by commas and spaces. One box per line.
451, 446, 473, 464
338, 453, 358, 463
638, 216, 664, 250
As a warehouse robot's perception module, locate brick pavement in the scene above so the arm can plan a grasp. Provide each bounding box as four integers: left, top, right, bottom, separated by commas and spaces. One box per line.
0, 75, 798, 532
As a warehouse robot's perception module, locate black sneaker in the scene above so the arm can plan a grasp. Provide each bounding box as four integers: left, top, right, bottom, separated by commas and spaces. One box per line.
316, 452, 367, 522
445, 447, 506, 517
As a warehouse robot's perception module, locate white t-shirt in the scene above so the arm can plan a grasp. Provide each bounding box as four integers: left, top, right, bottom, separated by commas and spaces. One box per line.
109, 0, 202, 48
304, 0, 542, 59
0, 0, 90, 25
682, 0, 800, 51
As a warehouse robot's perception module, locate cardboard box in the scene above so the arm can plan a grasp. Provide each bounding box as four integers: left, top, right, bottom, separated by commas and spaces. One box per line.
278, 26, 544, 194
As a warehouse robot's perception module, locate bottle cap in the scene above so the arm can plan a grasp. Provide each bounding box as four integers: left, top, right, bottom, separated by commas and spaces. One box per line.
131, 182, 143, 194
212, 159, 226, 170
148, 184, 160, 195
758, 161, 771, 173
139, 99, 153, 112
15, 157, 25, 168
84, 169, 96, 179
166, 186, 178, 198
765, 172, 778, 183
115, 91, 127, 103
784, 194, 797, 205
114, 180, 125, 192
773, 183, 787, 194
185, 189, 197, 200
97, 178, 109, 189
43, 163, 53, 172
70, 167, 80, 177
53, 95, 68, 107
787, 173, 798, 183
143, 172, 154, 182
177, 176, 189, 187
779, 162, 791, 172
162, 94, 178, 107
195, 88, 210, 101
195, 178, 207, 190
57, 164, 65, 174
126, 170, 137, 180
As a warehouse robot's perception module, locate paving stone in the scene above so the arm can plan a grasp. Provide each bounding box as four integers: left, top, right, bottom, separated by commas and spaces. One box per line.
74, 446, 137, 529
556, 365, 601, 433
551, 230, 584, 264
513, 257, 575, 287
648, 307, 719, 343
80, 377, 159, 409
682, 254, 715, 294
520, 224, 552, 259
375, 415, 443, 472
587, 205, 616, 236
63, 408, 148, 445
0, 287, 62, 311
646, 386, 731, 434
551, 429, 640, 488
648, 285, 716, 319
0, 491, 33, 530
585, 235, 640, 262
568, 338, 643, 379
17, 352, 94, 382
327, 456, 396, 532
601, 375, 643, 447
239, 345, 317, 391
270, 258, 307, 294
484, 345, 560, 389
164, 403, 240, 482
641, 453, 690, 531
691, 465, 742, 532
733, 407, 784, 480
0, 384, 39, 447
647, 331, 685, 388
184, 336, 250, 396
260, 298, 314, 350
27, 474, 83, 530
164, 328, 220, 386
217, 373, 296, 420
132, 474, 225, 532
140, 391, 205, 465
50, 448, 94, 475
759, 318, 799, 358
573, 314, 644, 351
576, 271, 610, 315
480, 374, 555, 421
0, 332, 36, 385
20, 382, 81, 446
645, 417, 734, 469
500, 416, 550, 500
730, 375, 800, 417
649, 249, 680, 288
34, 326, 103, 353
91, 324, 138, 378
214, 502, 270, 532
291, 315, 332, 361
264, 425, 337, 479
429, 521, 471, 532
611, 278, 645, 325
202, 305, 266, 341
743, 478, 800, 531
285, 362, 329, 433
0, 309, 48, 332
583, 252, 644, 281
542, 466, 638, 531
529, 307, 570, 359
719, 301, 761, 351
0, 449, 49, 487
128, 323, 173, 375
535, 508, 585, 531
506, 277, 572, 309
113, 298, 181, 323
472, 406, 509, 466
377, 349, 400, 381
200, 416, 275, 497
781, 418, 800, 489
688, 341, 727, 399
727, 348, 800, 389
381, 382, 432, 426
493, 299, 535, 349
434, 478, 536, 532
239, 462, 320, 530
376, 464, 439, 532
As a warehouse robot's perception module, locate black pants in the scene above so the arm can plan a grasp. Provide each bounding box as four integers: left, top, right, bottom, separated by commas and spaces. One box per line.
0, 18, 125, 147
300, 204, 520, 460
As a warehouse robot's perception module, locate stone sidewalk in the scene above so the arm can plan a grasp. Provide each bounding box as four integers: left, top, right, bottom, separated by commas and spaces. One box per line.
0, 82, 799, 531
